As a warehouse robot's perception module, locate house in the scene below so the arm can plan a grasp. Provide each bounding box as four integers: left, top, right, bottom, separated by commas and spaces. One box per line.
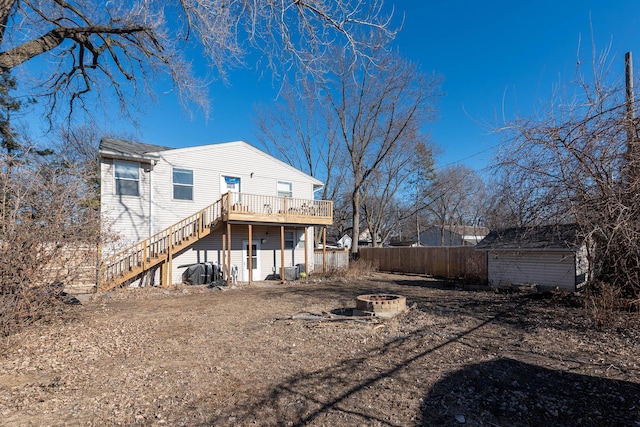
99, 138, 333, 290
337, 234, 352, 250
475, 223, 591, 292
416, 225, 490, 247
329, 229, 377, 249
357, 228, 382, 247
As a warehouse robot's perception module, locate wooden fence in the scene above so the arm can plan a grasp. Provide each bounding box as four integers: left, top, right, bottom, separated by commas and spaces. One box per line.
314, 249, 350, 271
42, 243, 99, 290
359, 246, 488, 283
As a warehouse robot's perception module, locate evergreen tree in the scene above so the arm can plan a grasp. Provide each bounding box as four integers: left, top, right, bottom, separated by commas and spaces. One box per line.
0, 68, 22, 155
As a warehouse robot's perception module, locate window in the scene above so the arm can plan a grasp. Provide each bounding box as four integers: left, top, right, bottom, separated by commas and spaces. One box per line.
284, 231, 295, 249
173, 168, 193, 200
277, 181, 292, 198
114, 160, 139, 196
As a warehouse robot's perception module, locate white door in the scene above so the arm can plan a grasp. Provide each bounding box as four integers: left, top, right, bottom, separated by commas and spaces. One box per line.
242, 240, 261, 281
221, 175, 241, 194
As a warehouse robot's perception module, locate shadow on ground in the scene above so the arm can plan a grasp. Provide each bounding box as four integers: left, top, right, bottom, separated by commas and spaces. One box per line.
421, 357, 640, 426
197, 277, 639, 426
201, 299, 526, 426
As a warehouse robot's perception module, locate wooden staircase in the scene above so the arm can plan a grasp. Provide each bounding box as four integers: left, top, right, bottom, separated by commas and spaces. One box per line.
99, 199, 223, 292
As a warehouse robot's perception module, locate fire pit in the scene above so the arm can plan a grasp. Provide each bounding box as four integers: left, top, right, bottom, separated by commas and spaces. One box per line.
355, 294, 407, 318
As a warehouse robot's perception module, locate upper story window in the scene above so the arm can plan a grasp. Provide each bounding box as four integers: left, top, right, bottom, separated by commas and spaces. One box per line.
114, 160, 139, 196
277, 181, 292, 198
173, 168, 194, 201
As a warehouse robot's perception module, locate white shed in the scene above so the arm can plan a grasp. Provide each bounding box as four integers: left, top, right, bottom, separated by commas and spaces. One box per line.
475, 224, 591, 292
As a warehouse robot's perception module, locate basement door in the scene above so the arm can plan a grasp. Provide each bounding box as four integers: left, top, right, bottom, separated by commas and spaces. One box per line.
242, 240, 261, 281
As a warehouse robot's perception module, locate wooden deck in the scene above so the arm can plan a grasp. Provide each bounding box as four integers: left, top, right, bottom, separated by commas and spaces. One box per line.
223, 193, 333, 225
99, 193, 332, 292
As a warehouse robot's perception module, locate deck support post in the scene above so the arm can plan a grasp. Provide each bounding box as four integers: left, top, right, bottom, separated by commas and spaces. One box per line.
280, 225, 285, 284
227, 222, 232, 283
166, 226, 173, 288
248, 224, 253, 285
222, 232, 227, 280
304, 227, 309, 276
323, 227, 327, 274
161, 260, 168, 289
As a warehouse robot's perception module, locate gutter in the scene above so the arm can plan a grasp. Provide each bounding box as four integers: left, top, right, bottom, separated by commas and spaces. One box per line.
99, 150, 161, 163
476, 247, 580, 253
148, 160, 156, 238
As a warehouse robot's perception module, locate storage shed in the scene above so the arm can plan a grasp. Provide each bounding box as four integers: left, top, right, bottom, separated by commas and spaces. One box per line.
475, 224, 591, 292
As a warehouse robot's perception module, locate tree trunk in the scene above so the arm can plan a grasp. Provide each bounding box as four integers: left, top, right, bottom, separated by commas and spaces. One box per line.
351, 189, 360, 255
0, 0, 17, 40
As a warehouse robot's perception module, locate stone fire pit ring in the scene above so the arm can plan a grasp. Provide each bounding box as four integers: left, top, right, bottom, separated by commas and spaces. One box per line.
355, 294, 407, 318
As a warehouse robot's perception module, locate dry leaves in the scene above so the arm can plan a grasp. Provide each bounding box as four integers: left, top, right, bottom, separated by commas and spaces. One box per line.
1, 273, 639, 426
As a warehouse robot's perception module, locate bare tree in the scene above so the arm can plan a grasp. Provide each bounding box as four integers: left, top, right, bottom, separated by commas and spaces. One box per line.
255, 80, 347, 206
328, 186, 354, 245
482, 170, 536, 229
492, 49, 640, 298
403, 140, 436, 244
254, 79, 349, 247
361, 141, 434, 246
0, 0, 396, 123
323, 47, 442, 254
0, 129, 104, 335
422, 165, 485, 245
255, 49, 440, 252
0, 121, 137, 336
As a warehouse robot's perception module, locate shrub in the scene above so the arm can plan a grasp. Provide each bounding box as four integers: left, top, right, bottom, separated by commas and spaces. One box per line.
583, 280, 622, 327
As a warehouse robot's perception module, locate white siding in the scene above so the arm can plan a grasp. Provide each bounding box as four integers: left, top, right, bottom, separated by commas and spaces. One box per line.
100, 158, 152, 245
488, 251, 578, 291
149, 141, 319, 233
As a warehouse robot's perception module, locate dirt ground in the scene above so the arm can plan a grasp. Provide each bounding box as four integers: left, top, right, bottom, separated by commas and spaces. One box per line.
1, 272, 639, 427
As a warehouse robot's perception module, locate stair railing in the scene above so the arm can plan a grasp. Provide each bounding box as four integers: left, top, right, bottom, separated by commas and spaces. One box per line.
100, 198, 223, 289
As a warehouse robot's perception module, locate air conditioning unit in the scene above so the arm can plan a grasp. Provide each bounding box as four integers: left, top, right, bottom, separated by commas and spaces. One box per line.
284, 266, 298, 281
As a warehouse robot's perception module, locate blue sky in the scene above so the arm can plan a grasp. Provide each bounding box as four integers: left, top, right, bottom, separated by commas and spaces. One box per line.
394, 1, 640, 172
21, 1, 640, 174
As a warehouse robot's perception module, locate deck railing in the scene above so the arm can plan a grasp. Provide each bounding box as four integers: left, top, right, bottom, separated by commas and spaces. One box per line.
223, 192, 333, 221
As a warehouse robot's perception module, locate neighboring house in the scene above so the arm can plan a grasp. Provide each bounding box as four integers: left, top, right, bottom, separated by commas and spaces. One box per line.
416, 225, 490, 247
475, 223, 591, 292
99, 138, 332, 289
330, 228, 378, 249
337, 234, 352, 250
357, 228, 381, 247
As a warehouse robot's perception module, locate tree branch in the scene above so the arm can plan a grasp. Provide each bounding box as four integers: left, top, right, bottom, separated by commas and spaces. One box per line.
0, 25, 147, 69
